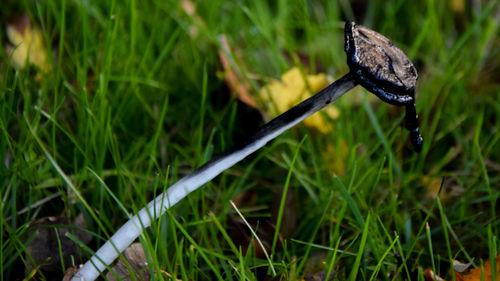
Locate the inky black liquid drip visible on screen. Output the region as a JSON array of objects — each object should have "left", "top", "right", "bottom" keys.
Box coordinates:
[{"left": 345, "top": 21, "right": 423, "bottom": 152}]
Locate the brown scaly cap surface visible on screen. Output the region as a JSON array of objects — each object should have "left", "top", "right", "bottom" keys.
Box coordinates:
[{"left": 345, "top": 21, "right": 418, "bottom": 105}]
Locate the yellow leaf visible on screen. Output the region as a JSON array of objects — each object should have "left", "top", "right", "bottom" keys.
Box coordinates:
[
  {"left": 259, "top": 67, "right": 339, "bottom": 133},
  {"left": 422, "top": 176, "right": 444, "bottom": 200},
  {"left": 422, "top": 176, "right": 465, "bottom": 204},
  {"left": 6, "top": 14, "right": 51, "bottom": 74},
  {"left": 449, "top": 0, "right": 465, "bottom": 13},
  {"left": 323, "top": 139, "right": 348, "bottom": 174}
]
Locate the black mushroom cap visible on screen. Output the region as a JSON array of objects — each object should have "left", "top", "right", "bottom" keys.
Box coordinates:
[{"left": 344, "top": 21, "right": 418, "bottom": 106}]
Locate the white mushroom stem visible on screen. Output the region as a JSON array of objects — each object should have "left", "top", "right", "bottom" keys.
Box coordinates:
[{"left": 72, "top": 72, "right": 357, "bottom": 281}]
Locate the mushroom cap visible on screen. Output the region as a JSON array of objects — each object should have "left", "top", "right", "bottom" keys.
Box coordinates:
[{"left": 345, "top": 21, "right": 418, "bottom": 105}]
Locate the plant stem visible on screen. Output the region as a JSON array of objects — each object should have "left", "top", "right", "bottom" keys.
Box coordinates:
[{"left": 72, "top": 72, "right": 357, "bottom": 281}]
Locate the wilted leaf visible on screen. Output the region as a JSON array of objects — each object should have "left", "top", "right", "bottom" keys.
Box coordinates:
[
  {"left": 217, "top": 37, "right": 349, "bottom": 134},
  {"left": 454, "top": 259, "right": 473, "bottom": 273},
  {"left": 106, "top": 243, "right": 150, "bottom": 281},
  {"left": 302, "top": 251, "right": 336, "bottom": 281},
  {"left": 422, "top": 176, "right": 445, "bottom": 200},
  {"left": 449, "top": 0, "right": 465, "bottom": 13},
  {"left": 304, "top": 271, "right": 335, "bottom": 281},
  {"left": 422, "top": 176, "right": 465, "bottom": 203},
  {"left": 259, "top": 67, "right": 339, "bottom": 133},
  {"left": 323, "top": 140, "right": 348, "bottom": 175},
  {"left": 62, "top": 266, "right": 78, "bottom": 281},
  {"left": 218, "top": 35, "right": 257, "bottom": 107},
  {"left": 454, "top": 256, "right": 500, "bottom": 281},
  {"left": 158, "top": 269, "right": 183, "bottom": 281},
  {"left": 24, "top": 214, "right": 92, "bottom": 278},
  {"left": 424, "top": 268, "right": 446, "bottom": 281},
  {"left": 424, "top": 256, "right": 500, "bottom": 281},
  {"left": 180, "top": 0, "right": 205, "bottom": 38},
  {"left": 6, "top": 13, "right": 51, "bottom": 74}
]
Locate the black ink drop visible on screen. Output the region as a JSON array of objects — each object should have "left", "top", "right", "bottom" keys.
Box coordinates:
[{"left": 345, "top": 21, "right": 423, "bottom": 152}]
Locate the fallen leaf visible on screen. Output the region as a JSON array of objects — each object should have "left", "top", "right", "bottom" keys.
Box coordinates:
[
  {"left": 158, "top": 269, "right": 183, "bottom": 281},
  {"left": 24, "top": 214, "right": 92, "bottom": 278},
  {"left": 422, "top": 176, "right": 465, "bottom": 203},
  {"left": 304, "top": 106, "right": 339, "bottom": 134},
  {"left": 6, "top": 13, "right": 51, "bottom": 74},
  {"left": 180, "top": 0, "right": 205, "bottom": 38},
  {"left": 453, "top": 259, "right": 473, "bottom": 273},
  {"left": 259, "top": 67, "right": 339, "bottom": 133},
  {"left": 422, "top": 176, "right": 445, "bottom": 200},
  {"left": 424, "top": 268, "right": 446, "bottom": 281},
  {"left": 323, "top": 140, "right": 348, "bottom": 175},
  {"left": 217, "top": 36, "right": 348, "bottom": 134},
  {"left": 106, "top": 243, "right": 150, "bottom": 281},
  {"left": 302, "top": 251, "right": 336, "bottom": 281},
  {"left": 449, "top": 0, "right": 465, "bottom": 13},
  {"left": 424, "top": 256, "right": 500, "bottom": 281},
  {"left": 454, "top": 256, "right": 500, "bottom": 281},
  {"left": 303, "top": 271, "right": 335, "bottom": 281},
  {"left": 62, "top": 266, "right": 78, "bottom": 281},
  {"left": 218, "top": 35, "right": 257, "bottom": 107}
]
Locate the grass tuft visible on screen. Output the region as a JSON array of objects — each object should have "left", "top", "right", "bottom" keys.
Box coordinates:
[{"left": 1, "top": 0, "right": 499, "bottom": 280}]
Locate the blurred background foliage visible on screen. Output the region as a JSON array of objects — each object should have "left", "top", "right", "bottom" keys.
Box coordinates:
[{"left": 1, "top": 0, "right": 499, "bottom": 280}]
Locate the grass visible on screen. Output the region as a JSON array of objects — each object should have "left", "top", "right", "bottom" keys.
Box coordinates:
[{"left": 1, "top": 0, "right": 499, "bottom": 280}]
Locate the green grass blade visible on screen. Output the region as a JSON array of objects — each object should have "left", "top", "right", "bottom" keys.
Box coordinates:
[{"left": 348, "top": 213, "right": 371, "bottom": 281}]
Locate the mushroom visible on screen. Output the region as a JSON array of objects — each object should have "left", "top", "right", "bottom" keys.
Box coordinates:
[
  {"left": 72, "top": 21, "right": 422, "bottom": 281},
  {"left": 344, "top": 22, "right": 423, "bottom": 151}
]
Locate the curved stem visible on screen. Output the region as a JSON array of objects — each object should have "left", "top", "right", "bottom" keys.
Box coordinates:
[{"left": 72, "top": 72, "right": 357, "bottom": 281}]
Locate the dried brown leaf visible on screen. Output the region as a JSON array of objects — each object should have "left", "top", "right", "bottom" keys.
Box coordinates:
[
  {"left": 106, "top": 243, "right": 150, "bottom": 281},
  {"left": 424, "top": 268, "right": 446, "bottom": 281},
  {"left": 453, "top": 259, "right": 473, "bottom": 273},
  {"left": 323, "top": 140, "right": 348, "bottom": 175},
  {"left": 303, "top": 271, "right": 335, "bottom": 281},
  {"left": 218, "top": 35, "right": 257, "bottom": 107},
  {"left": 422, "top": 176, "right": 465, "bottom": 203},
  {"left": 180, "top": 0, "right": 205, "bottom": 37},
  {"left": 454, "top": 256, "right": 500, "bottom": 281},
  {"left": 62, "top": 266, "right": 78, "bottom": 281},
  {"left": 25, "top": 214, "right": 91, "bottom": 277},
  {"left": 424, "top": 256, "right": 500, "bottom": 281}
]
